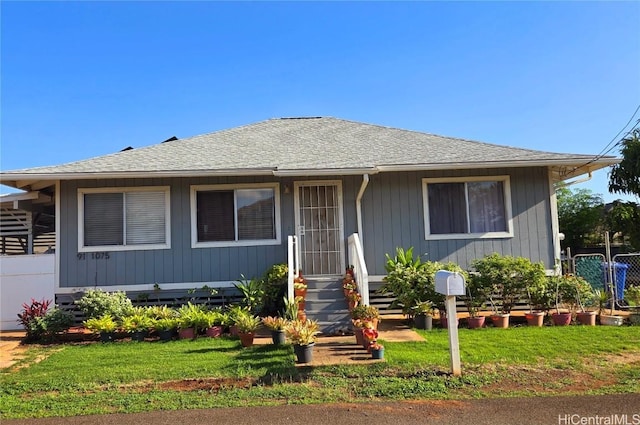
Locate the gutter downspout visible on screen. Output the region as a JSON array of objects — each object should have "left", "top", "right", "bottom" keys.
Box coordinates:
[{"left": 356, "top": 174, "right": 370, "bottom": 243}]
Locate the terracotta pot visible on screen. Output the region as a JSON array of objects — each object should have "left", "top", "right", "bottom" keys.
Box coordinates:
[
  {"left": 576, "top": 311, "right": 596, "bottom": 326},
  {"left": 238, "top": 331, "right": 255, "bottom": 347},
  {"left": 354, "top": 327, "right": 365, "bottom": 346},
  {"left": 294, "top": 288, "right": 307, "bottom": 298},
  {"left": 525, "top": 312, "right": 545, "bottom": 327},
  {"left": 467, "top": 316, "right": 485, "bottom": 329},
  {"left": 297, "top": 300, "right": 306, "bottom": 311},
  {"left": 178, "top": 327, "right": 196, "bottom": 340},
  {"left": 490, "top": 314, "right": 510, "bottom": 328},
  {"left": 206, "top": 326, "right": 223, "bottom": 337},
  {"left": 348, "top": 301, "right": 358, "bottom": 311},
  {"left": 551, "top": 312, "right": 572, "bottom": 326},
  {"left": 297, "top": 311, "right": 307, "bottom": 321}
]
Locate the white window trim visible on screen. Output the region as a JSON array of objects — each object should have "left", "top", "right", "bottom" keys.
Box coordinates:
[
  {"left": 422, "top": 176, "right": 513, "bottom": 240},
  {"left": 190, "top": 182, "right": 281, "bottom": 248},
  {"left": 77, "top": 186, "right": 171, "bottom": 252}
]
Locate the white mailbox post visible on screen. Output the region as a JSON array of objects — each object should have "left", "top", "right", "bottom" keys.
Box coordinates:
[{"left": 435, "top": 270, "right": 465, "bottom": 376}]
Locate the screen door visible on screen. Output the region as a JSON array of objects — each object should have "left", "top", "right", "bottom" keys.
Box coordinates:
[{"left": 294, "top": 181, "right": 344, "bottom": 275}]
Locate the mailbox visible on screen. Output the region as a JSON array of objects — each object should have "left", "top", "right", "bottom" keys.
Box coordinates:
[{"left": 435, "top": 270, "right": 465, "bottom": 296}]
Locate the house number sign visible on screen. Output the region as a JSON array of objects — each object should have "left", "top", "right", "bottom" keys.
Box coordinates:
[{"left": 77, "top": 252, "right": 110, "bottom": 260}]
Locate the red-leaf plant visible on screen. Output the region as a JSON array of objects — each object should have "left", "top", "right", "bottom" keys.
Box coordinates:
[{"left": 17, "top": 298, "right": 51, "bottom": 330}]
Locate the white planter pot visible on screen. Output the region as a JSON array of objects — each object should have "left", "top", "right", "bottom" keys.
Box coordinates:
[{"left": 599, "top": 315, "right": 624, "bottom": 326}]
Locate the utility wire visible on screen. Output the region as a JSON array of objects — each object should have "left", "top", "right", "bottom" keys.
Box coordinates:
[{"left": 568, "top": 104, "right": 640, "bottom": 174}]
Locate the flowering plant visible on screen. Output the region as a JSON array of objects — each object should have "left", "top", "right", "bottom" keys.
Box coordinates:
[
  {"left": 362, "top": 327, "right": 378, "bottom": 342},
  {"left": 369, "top": 342, "right": 384, "bottom": 351}
]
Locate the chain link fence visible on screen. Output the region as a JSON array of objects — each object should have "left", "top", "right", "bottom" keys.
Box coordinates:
[{"left": 572, "top": 252, "right": 640, "bottom": 308}]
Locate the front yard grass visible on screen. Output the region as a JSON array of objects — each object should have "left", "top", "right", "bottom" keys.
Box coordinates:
[{"left": 1, "top": 326, "right": 639, "bottom": 419}]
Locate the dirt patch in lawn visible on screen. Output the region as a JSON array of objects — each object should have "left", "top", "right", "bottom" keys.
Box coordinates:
[
  {"left": 466, "top": 351, "right": 640, "bottom": 397},
  {"left": 152, "top": 377, "right": 258, "bottom": 392}
]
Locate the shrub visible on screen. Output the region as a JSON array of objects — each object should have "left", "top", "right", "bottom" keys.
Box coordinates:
[
  {"left": 75, "top": 290, "right": 133, "bottom": 321},
  {"left": 472, "top": 253, "right": 546, "bottom": 314},
  {"left": 17, "top": 299, "right": 73, "bottom": 342},
  {"left": 234, "top": 276, "right": 265, "bottom": 313},
  {"left": 84, "top": 314, "right": 117, "bottom": 333},
  {"left": 380, "top": 247, "right": 466, "bottom": 315}
]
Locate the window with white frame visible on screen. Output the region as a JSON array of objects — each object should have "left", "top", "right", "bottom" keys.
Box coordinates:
[
  {"left": 78, "top": 187, "right": 171, "bottom": 251},
  {"left": 191, "top": 183, "right": 280, "bottom": 247},
  {"left": 422, "top": 176, "right": 512, "bottom": 239}
]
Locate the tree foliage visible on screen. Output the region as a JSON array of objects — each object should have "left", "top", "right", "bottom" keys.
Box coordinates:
[
  {"left": 605, "top": 200, "right": 640, "bottom": 251},
  {"left": 609, "top": 128, "right": 640, "bottom": 197},
  {"left": 556, "top": 187, "right": 605, "bottom": 249}
]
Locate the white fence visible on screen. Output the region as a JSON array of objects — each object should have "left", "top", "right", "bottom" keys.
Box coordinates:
[{"left": 0, "top": 254, "right": 55, "bottom": 330}]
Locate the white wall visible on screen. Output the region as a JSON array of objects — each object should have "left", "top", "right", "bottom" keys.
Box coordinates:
[{"left": 0, "top": 254, "right": 55, "bottom": 331}]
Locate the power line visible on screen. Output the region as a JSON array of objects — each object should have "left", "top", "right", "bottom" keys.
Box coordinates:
[{"left": 569, "top": 104, "right": 640, "bottom": 174}]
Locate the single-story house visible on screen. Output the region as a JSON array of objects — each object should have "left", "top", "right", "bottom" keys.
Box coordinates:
[{"left": 0, "top": 117, "right": 619, "bottom": 330}]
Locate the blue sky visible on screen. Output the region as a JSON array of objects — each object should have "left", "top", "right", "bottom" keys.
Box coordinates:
[{"left": 1, "top": 1, "right": 639, "bottom": 202}]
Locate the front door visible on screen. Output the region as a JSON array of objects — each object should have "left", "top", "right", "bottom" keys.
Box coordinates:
[{"left": 294, "top": 181, "right": 345, "bottom": 276}]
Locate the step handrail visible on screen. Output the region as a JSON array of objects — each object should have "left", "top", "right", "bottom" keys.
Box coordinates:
[
  {"left": 348, "top": 233, "right": 369, "bottom": 305},
  {"left": 287, "top": 235, "right": 300, "bottom": 301}
]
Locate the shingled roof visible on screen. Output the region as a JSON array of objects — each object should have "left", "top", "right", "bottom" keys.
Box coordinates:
[{"left": 1, "top": 117, "right": 618, "bottom": 187}]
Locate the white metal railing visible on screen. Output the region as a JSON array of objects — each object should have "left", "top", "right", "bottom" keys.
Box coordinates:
[
  {"left": 348, "top": 233, "right": 369, "bottom": 305},
  {"left": 287, "top": 235, "right": 300, "bottom": 301}
]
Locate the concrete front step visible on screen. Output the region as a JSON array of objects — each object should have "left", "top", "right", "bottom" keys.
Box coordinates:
[{"left": 304, "top": 275, "right": 343, "bottom": 290}]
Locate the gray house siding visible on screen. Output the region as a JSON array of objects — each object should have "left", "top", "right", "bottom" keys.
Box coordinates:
[
  {"left": 58, "top": 168, "right": 553, "bottom": 288},
  {"left": 59, "top": 175, "right": 363, "bottom": 288},
  {"left": 360, "top": 167, "right": 554, "bottom": 275}
]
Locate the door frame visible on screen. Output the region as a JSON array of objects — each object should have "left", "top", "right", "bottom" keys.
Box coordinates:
[{"left": 293, "top": 180, "right": 345, "bottom": 276}]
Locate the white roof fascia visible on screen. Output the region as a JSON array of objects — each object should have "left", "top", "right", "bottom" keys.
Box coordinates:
[
  {"left": 376, "top": 158, "right": 619, "bottom": 173},
  {"left": 0, "top": 169, "right": 277, "bottom": 182},
  {"left": 272, "top": 168, "right": 379, "bottom": 177}
]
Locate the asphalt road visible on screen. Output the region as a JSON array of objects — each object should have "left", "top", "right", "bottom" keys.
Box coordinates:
[{"left": 4, "top": 394, "right": 640, "bottom": 425}]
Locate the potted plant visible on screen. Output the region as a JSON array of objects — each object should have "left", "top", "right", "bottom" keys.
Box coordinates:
[
  {"left": 350, "top": 305, "right": 380, "bottom": 329},
  {"left": 571, "top": 276, "right": 597, "bottom": 326},
  {"left": 285, "top": 319, "right": 320, "bottom": 363},
  {"left": 370, "top": 342, "right": 385, "bottom": 360},
  {"left": 120, "top": 311, "right": 153, "bottom": 342},
  {"left": 524, "top": 273, "right": 551, "bottom": 326},
  {"left": 463, "top": 275, "right": 487, "bottom": 329},
  {"left": 625, "top": 285, "right": 640, "bottom": 325},
  {"left": 362, "top": 325, "right": 379, "bottom": 351},
  {"left": 155, "top": 317, "right": 179, "bottom": 341},
  {"left": 346, "top": 291, "right": 361, "bottom": 311},
  {"left": 473, "top": 254, "right": 545, "bottom": 329},
  {"left": 177, "top": 303, "right": 206, "bottom": 339},
  {"left": 84, "top": 314, "right": 117, "bottom": 342},
  {"left": 235, "top": 311, "right": 261, "bottom": 347},
  {"left": 343, "top": 267, "right": 357, "bottom": 297},
  {"left": 262, "top": 316, "right": 288, "bottom": 345},
  {"left": 412, "top": 301, "right": 434, "bottom": 330},
  {"left": 550, "top": 275, "right": 573, "bottom": 326},
  {"left": 597, "top": 286, "right": 624, "bottom": 326},
  {"left": 204, "top": 310, "right": 226, "bottom": 338},
  {"left": 294, "top": 272, "right": 308, "bottom": 298}
]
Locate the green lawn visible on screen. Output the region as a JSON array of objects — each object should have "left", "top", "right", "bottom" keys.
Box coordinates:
[{"left": 1, "top": 326, "right": 639, "bottom": 419}]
